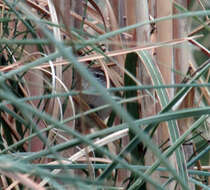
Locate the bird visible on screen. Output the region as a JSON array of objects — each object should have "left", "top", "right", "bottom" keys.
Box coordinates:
[
  {"left": 74, "top": 67, "right": 113, "bottom": 130},
  {"left": 81, "top": 67, "right": 112, "bottom": 120}
]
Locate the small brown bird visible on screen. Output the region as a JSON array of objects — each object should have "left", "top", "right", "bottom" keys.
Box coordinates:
[
  {"left": 81, "top": 68, "right": 111, "bottom": 120},
  {"left": 75, "top": 67, "right": 113, "bottom": 130}
]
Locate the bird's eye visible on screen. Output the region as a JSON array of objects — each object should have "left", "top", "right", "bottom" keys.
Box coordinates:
[
  {"left": 95, "top": 73, "right": 101, "bottom": 78},
  {"left": 94, "top": 72, "right": 104, "bottom": 79}
]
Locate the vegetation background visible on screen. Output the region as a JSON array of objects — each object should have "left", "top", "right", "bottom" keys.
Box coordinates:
[{"left": 0, "top": 0, "right": 209, "bottom": 190}]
